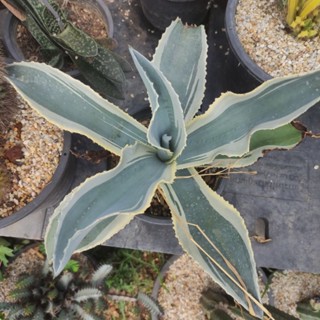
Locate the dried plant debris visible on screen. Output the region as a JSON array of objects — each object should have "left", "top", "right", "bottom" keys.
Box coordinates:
[
  {"left": 0, "top": 47, "right": 18, "bottom": 132},
  {"left": 0, "top": 164, "right": 11, "bottom": 205},
  {"left": 0, "top": 99, "right": 63, "bottom": 218}
]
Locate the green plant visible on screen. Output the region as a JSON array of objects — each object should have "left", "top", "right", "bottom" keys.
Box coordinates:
[
  {"left": 284, "top": 0, "right": 320, "bottom": 38},
  {"left": 39, "top": 242, "right": 80, "bottom": 273},
  {"left": 6, "top": 19, "right": 320, "bottom": 318},
  {"left": 0, "top": 262, "right": 112, "bottom": 319},
  {"left": 104, "top": 249, "right": 165, "bottom": 295},
  {"left": 0, "top": 237, "right": 14, "bottom": 281},
  {"left": 0, "top": 238, "right": 14, "bottom": 268},
  {"left": 0, "top": 0, "right": 131, "bottom": 99}
]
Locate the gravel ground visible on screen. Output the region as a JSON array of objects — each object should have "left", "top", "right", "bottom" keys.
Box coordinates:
[
  {"left": 0, "top": 98, "right": 63, "bottom": 218},
  {"left": 235, "top": 0, "right": 320, "bottom": 77},
  {"left": 157, "top": 255, "right": 212, "bottom": 320},
  {"left": 269, "top": 270, "right": 320, "bottom": 318},
  {"left": 0, "top": 245, "right": 45, "bottom": 302},
  {"left": 157, "top": 255, "right": 320, "bottom": 320}
]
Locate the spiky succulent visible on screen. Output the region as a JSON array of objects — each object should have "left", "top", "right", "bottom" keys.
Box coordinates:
[
  {"left": 0, "top": 262, "right": 112, "bottom": 319},
  {"left": 0, "top": 261, "right": 163, "bottom": 320},
  {"left": 6, "top": 18, "right": 320, "bottom": 318}
]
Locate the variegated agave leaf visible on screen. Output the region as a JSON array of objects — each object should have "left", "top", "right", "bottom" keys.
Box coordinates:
[{"left": 6, "top": 19, "right": 320, "bottom": 319}]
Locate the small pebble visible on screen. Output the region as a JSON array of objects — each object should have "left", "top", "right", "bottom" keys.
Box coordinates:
[
  {"left": 0, "top": 97, "right": 63, "bottom": 218},
  {"left": 235, "top": 0, "right": 320, "bottom": 77}
]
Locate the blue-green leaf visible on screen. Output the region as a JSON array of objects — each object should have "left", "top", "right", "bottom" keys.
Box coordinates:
[
  {"left": 211, "top": 123, "right": 303, "bottom": 168},
  {"left": 45, "top": 142, "right": 176, "bottom": 276},
  {"left": 161, "top": 168, "right": 265, "bottom": 318},
  {"left": 178, "top": 71, "right": 320, "bottom": 168},
  {"left": 6, "top": 62, "right": 147, "bottom": 155},
  {"left": 153, "top": 19, "right": 207, "bottom": 122},
  {"left": 129, "top": 48, "right": 186, "bottom": 161}
]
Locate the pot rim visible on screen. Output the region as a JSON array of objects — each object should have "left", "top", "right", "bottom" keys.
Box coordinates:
[
  {"left": 0, "top": 131, "right": 75, "bottom": 229},
  {"left": 225, "top": 0, "right": 271, "bottom": 83}
]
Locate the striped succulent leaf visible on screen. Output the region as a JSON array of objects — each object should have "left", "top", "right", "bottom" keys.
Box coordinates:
[
  {"left": 6, "top": 19, "right": 320, "bottom": 319},
  {"left": 5, "top": 0, "right": 130, "bottom": 99}
]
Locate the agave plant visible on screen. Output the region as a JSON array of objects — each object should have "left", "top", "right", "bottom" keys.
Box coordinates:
[
  {"left": 0, "top": 0, "right": 131, "bottom": 99},
  {"left": 285, "top": 0, "right": 320, "bottom": 38},
  {"left": 5, "top": 19, "right": 320, "bottom": 318}
]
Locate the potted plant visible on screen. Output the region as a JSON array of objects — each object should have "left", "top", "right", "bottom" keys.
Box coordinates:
[
  {"left": 0, "top": 0, "right": 130, "bottom": 99},
  {"left": 225, "top": 0, "right": 320, "bottom": 83},
  {"left": 139, "top": 0, "right": 212, "bottom": 30},
  {"left": 5, "top": 18, "right": 320, "bottom": 318},
  {"left": 0, "top": 49, "right": 75, "bottom": 228}
]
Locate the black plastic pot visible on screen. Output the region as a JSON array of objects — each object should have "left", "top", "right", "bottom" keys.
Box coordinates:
[
  {"left": 107, "top": 173, "right": 226, "bottom": 255},
  {"left": 225, "top": 0, "right": 271, "bottom": 83},
  {"left": 139, "top": 0, "right": 212, "bottom": 31},
  {"left": 0, "top": 0, "right": 114, "bottom": 70},
  {"left": 0, "top": 132, "right": 75, "bottom": 229}
]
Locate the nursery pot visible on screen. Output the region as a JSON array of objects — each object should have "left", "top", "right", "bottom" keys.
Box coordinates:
[
  {"left": 0, "top": 132, "right": 75, "bottom": 229},
  {"left": 225, "top": 0, "right": 271, "bottom": 84},
  {"left": 0, "top": 0, "right": 114, "bottom": 75},
  {"left": 139, "top": 0, "right": 212, "bottom": 31}
]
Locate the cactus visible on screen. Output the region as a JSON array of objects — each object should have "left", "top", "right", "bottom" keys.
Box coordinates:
[
  {"left": 285, "top": 0, "right": 320, "bottom": 38},
  {"left": 6, "top": 19, "right": 320, "bottom": 318},
  {"left": 0, "top": 0, "right": 131, "bottom": 99},
  {"left": 0, "top": 257, "right": 163, "bottom": 319},
  {"left": 0, "top": 261, "right": 111, "bottom": 319}
]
